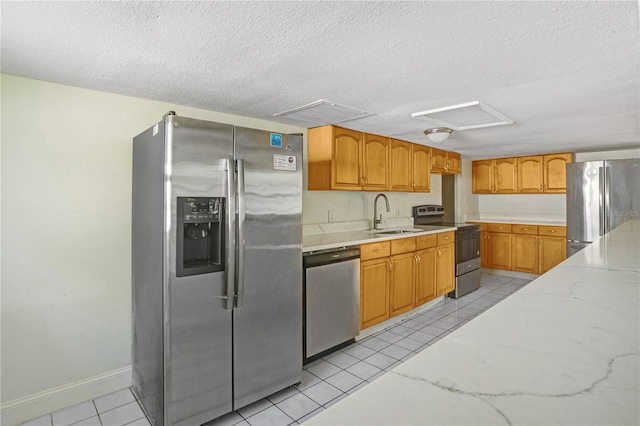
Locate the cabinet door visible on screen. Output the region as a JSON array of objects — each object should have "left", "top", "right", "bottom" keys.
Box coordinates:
[
  {"left": 415, "top": 248, "right": 436, "bottom": 306},
  {"left": 511, "top": 235, "right": 539, "bottom": 274},
  {"left": 390, "top": 253, "right": 416, "bottom": 317},
  {"left": 431, "top": 148, "right": 448, "bottom": 173},
  {"left": 390, "top": 139, "right": 413, "bottom": 191},
  {"left": 435, "top": 243, "right": 455, "bottom": 296},
  {"left": 539, "top": 236, "right": 566, "bottom": 274},
  {"left": 446, "top": 152, "right": 461, "bottom": 174},
  {"left": 517, "top": 156, "right": 543, "bottom": 193},
  {"left": 332, "top": 127, "right": 362, "bottom": 190},
  {"left": 480, "top": 230, "right": 490, "bottom": 267},
  {"left": 543, "top": 153, "right": 572, "bottom": 193},
  {"left": 412, "top": 144, "right": 431, "bottom": 192},
  {"left": 495, "top": 158, "right": 518, "bottom": 193},
  {"left": 472, "top": 160, "right": 494, "bottom": 194},
  {"left": 360, "top": 258, "right": 390, "bottom": 329},
  {"left": 362, "top": 133, "right": 389, "bottom": 191},
  {"left": 488, "top": 232, "right": 512, "bottom": 270}
]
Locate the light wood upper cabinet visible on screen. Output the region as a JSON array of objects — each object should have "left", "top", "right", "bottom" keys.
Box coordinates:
[
  {"left": 390, "top": 139, "right": 413, "bottom": 191},
  {"left": 309, "top": 125, "right": 459, "bottom": 191},
  {"left": 544, "top": 153, "right": 573, "bottom": 193},
  {"left": 474, "top": 152, "right": 572, "bottom": 194},
  {"left": 495, "top": 158, "right": 518, "bottom": 193},
  {"left": 362, "top": 133, "right": 390, "bottom": 191},
  {"left": 446, "top": 152, "right": 461, "bottom": 174},
  {"left": 308, "top": 126, "right": 362, "bottom": 190},
  {"left": 472, "top": 160, "right": 494, "bottom": 194},
  {"left": 412, "top": 144, "right": 431, "bottom": 192},
  {"left": 431, "top": 148, "right": 460, "bottom": 175},
  {"left": 472, "top": 159, "right": 517, "bottom": 194},
  {"left": 518, "top": 156, "right": 543, "bottom": 193}
]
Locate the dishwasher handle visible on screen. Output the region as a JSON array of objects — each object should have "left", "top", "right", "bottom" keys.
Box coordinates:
[{"left": 303, "top": 247, "right": 360, "bottom": 268}]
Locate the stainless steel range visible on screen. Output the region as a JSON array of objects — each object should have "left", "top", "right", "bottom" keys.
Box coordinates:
[{"left": 412, "top": 205, "right": 481, "bottom": 298}]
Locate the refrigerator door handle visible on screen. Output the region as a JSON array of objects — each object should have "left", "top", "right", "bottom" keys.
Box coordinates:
[
  {"left": 604, "top": 165, "right": 611, "bottom": 234},
  {"left": 235, "top": 158, "right": 246, "bottom": 308},
  {"left": 225, "top": 157, "right": 236, "bottom": 311},
  {"left": 598, "top": 167, "right": 605, "bottom": 236}
]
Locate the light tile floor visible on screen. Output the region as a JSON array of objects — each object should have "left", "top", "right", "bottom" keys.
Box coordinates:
[{"left": 22, "top": 273, "right": 531, "bottom": 426}]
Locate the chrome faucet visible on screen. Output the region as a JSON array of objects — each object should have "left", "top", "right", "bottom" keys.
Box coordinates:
[{"left": 373, "top": 193, "right": 390, "bottom": 230}]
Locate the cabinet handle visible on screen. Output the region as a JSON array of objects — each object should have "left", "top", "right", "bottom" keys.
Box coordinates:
[
  {"left": 414, "top": 254, "right": 421, "bottom": 264},
  {"left": 523, "top": 228, "right": 528, "bottom": 231},
  {"left": 388, "top": 260, "right": 392, "bottom": 271},
  {"left": 373, "top": 248, "right": 381, "bottom": 252},
  {"left": 438, "top": 249, "right": 442, "bottom": 256},
  {"left": 550, "top": 230, "right": 556, "bottom": 233}
]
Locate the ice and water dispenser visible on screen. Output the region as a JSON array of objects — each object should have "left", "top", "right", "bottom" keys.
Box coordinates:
[{"left": 176, "top": 197, "right": 225, "bottom": 277}]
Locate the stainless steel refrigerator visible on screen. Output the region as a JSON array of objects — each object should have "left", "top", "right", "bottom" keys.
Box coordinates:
[
  {"left": 566, "top": 158, "right": 640, "bottom": 257},
  {"left": 132, "top": 114, "right": 303, "bottom": 426}
]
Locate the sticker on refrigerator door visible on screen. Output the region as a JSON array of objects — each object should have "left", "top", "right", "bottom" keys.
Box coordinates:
[
  {"left": 273, "top": 154, "right": 297, "bottom": 171},
  {"left": 270, "top": 133, "right": 283, "bottom": 147}
]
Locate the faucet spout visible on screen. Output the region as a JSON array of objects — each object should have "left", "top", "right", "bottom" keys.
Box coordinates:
[{"left": 373, "top": 193, "right": 391, "bottom": 230}]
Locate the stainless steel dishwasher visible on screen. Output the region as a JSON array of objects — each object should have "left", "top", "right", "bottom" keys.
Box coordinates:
[{"left": 303, "top": 245, "right": 360, "bottom": 363}]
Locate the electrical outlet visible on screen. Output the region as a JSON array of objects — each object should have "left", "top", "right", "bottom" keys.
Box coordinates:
[{"left": 328, "top": 210, "right": 335, "bottom": 223}]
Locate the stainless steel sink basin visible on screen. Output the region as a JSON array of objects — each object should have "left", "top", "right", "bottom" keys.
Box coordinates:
[{"left": 373, "top": 229, "right": 423, "bottom": 236}]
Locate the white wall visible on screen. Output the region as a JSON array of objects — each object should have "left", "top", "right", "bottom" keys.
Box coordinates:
[
  {"left": 0, "top": 75, "right": 306, "bottom": 413},
  {"left": 302, "top": 176, "right": 442, "bottom": 226},
  {"left": 574, "top": 147, "right": 640, "bottom": 161}
]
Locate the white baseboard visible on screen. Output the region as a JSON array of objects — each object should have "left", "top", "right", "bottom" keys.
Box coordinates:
[{"left": 1, "top": 366, "right": 132, "bottom": 426}]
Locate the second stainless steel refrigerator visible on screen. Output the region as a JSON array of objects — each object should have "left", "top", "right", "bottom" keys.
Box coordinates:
[
  {"left": 566, "top": 158, "right": 640, "bottom": 257},
  {"left": 132, "top": 114, "right": 303, "bottom": 426}
]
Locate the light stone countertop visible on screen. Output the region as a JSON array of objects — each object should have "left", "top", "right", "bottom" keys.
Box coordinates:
[
  {"left": 304, "top": 220, "right": 640, "bottom": 425},
  {"left": 303, "top": 225, "right": 457, "bottom": 253}
]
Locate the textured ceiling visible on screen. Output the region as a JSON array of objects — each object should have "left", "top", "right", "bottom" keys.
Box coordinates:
[{"left": 2, "top": 1, "right": 639, "bottom": 159}]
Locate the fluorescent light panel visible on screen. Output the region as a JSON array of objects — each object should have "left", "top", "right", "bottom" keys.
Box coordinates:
[
  {"left": 411, "top": 101, "right": 513, "bottom": 131},
  {"left": 274, "top": 100, "right": 375, "bottom": 125}
]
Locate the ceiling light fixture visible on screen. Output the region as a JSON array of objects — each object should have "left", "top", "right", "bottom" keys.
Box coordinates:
[{"left": 423, "top": 127, "right": 453, "bottom": 144}]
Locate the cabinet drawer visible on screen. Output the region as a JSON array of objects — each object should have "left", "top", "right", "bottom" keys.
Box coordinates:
[
  {"left": 512, "top": 224, "right": 538, "bottom": 235},
  {"left": 416, "top": 234, "right": 438, "bottom": 249},
  {"left": 539, "top": 226, "right": 566, "bottom": 237},
  {"left": 488, "top": 223, "right": 512, "bottom": 233},
  {"left": 437, "top": 231, "right": 455, "bottom": 245},
  {"left": 391, "top": 237, "right": 416, "bottom": 255},
  {"left": 360, "top": 241, "right": 391, "bottom": 260}
]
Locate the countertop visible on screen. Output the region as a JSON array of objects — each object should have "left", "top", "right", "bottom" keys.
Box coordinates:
[
  {"left": 303, "top": 225, "right": 457, "bottom": 252},
  {"left": 304, "top": 219, "right": 640, "bottom": 425}
]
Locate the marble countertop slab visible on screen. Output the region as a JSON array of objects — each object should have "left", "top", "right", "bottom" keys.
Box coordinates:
[{"left": 305, "top": 220, "right": 640, "bottom": 425}]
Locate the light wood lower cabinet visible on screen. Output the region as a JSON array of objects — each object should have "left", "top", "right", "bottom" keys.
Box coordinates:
[
  {"left": 511, "top": 234, "right": 539, "bottom": 274},
  {"left": 390, "top": 252, "right": 416, "bottom": 317},
  {"left": 469, "top": 222, "right": 567, "bottom": 275},
  {"left": 360, "top": 257, "right": 390, "bottom": 329},
  {"left": 435, "top": 243, "right": 455, "bottom": 296},
  {"left": 488, "top": 230, "right": 512, "bottom": 270},
  {"left": 359, "top": 232, "right": 455, "bottom": 330},
  {"left": 415, "top": 247, "right": 436, "bottom": 306},
  {"left": 539, "top": 236, "right": 566, "bottom": 274}
]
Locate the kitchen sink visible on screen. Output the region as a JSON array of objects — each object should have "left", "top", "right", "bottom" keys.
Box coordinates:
[{"left": 373, "top": 229, "right": 423, "bottom": 235}]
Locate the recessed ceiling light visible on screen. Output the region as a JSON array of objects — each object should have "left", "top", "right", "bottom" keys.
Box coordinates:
[
  {"left": 273, "top": 100, "right": 375, "bottom": 126},
  {"left": 411, "top": 101, "right": 513, "bottom": 131}
]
